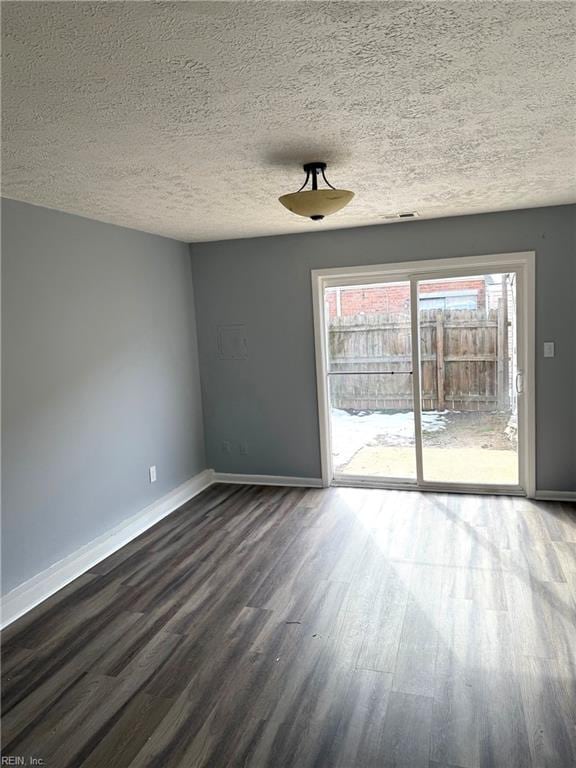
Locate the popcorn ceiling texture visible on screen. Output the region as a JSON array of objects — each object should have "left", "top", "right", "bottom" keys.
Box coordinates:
[{"left": 2, "top": 1, "right": 575, "bottom": 242}]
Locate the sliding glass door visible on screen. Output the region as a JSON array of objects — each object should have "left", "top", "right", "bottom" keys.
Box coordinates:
[
  {"left": 319, "top": 257, "right": 530, "bottom": 494},
  {"left": 417, "top": 273, "right": 519, "bottom": 486},
  {"left": 325, "top": 280, "right": 417, "bottom": 480}
]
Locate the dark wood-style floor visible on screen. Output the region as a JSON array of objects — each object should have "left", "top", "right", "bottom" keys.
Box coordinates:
[{"left": 2, "top": 484, "right": 575, "bottom": 767}]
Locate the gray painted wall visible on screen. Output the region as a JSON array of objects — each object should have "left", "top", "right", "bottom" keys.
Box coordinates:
[
  {"left": 2, "top": 199, "right": 206, "bottom": 595},
  {"left": 191, "top": 204, "right": 576, "bottom": 492}
]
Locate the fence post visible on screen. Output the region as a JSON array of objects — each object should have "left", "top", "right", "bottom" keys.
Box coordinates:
[
  {"left": 497, "top": 296, "right": 509, "bottom": 409},
  {"left": 435, "top": 312, "right": 445, "bottom": 410}
]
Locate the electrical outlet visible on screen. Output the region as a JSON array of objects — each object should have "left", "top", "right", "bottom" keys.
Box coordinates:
[
  {"left": 222, "top": 441, "right": 233, "bottom": 454},
  {"left": 149, "top": 465, "right": 157, "bottom": 483},
  {"left": 543, "top": 341, "right": 555, "bottom": 358},
  {"left": 240, "top": 441, "right": 249, "bottom": 455}
]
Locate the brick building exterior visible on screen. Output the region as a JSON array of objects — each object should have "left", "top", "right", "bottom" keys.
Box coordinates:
[{"left": 326, "top": 278, "right": 486, "bottom": 317}]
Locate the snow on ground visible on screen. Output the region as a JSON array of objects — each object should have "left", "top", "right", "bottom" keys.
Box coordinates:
[{"left": 331, "top": 408, "right": 448, "bottom": 467}]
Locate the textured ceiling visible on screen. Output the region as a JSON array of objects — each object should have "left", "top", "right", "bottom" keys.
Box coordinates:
[{"left": 2, "top": 1, "right": 576, "bottom": 242}]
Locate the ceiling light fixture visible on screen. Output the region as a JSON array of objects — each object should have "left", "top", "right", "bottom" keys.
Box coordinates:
[{"left": 278, "top": 162, "right": 354, "bottom": 221}]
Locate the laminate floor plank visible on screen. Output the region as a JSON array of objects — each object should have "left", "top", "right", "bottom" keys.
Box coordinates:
[
  {"left": 2, "top": 608, "right": 143, "bottom": 725},
  {"left": 517, "top": 654, "right": 576, "bottom": 768},
  {"left": 379, "top": 690, "right": 434, "bottom": 768},
  {"left": 432, "top": 594, "right": 518, "bottom": 768},
  {"left": 5, "top": 625, "right": 180, "bottom": 767},
  {"left": 429, "top": 762, "right": 469, "bottom": 768},
  {"left": 322, "top": 668, "right": 393, "bottom": 768},
  {"left": 79, "top": 692, "right": 175, "bottom": 768},
  {"left": 1, "top": 485, "right": 574, "bottom": 767},
  {"left": 0, "top": 573, "right": 98, "bottom": 650},
  {"left": 391, "top": 563, "right": 444, "bottom": 696},
  {"left": 242, "top": 645, "right": 354, "bottom": 768},
  {"left": 356, "top": 558, "right": 412, "bottom": 675},
  {"left": 536, "top": 502, "right": 576, "bottom": 543},
  {"left": 505, "top": 570, "right": 575, "bottom": 662}
]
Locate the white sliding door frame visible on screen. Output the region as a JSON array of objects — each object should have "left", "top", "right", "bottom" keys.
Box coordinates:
[
  {"left": 410, "top": 278, "right": 425, "bottom": 484},
  {"left": 311, "top": 251, "right": 536, "bottom": 497}
]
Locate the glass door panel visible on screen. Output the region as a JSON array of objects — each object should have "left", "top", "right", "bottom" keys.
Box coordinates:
[
  {"left": 417, "top": 273, "right": 519, "bottom": 485},
  {"left": 326, "top": 281, "right": 417, "bottom": 480}
]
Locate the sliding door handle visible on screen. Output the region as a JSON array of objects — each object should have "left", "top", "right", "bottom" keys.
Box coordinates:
[
  {"left": 515, "top": 371, "right": 524, "bottom": 394},
  {"left": 327, "top": 371, "right": 413, "bottom": 376}
]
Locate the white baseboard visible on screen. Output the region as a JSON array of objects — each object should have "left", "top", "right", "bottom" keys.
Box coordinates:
[
  {"left": 213, "top": 472, "right": 324, "bottom": 488},
  {"left": 10, "top": 470, "right": 568, "bottom": 629},
  {"left": 0, "top": 469, "right": 215, "bottom": 630},
  {"left": 2, "top": 469, "right": 326, "bottom": 628},
  {"left": 534, "top": 490, "right": 576, "bottom": 502}
]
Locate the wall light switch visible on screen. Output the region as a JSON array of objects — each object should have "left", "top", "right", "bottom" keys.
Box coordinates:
[
  {"left": 149, "top": 465, "right": 157, "bottom": 483},
  {"left": 543, "top": 342, "right": 555, "bottom": 358}
]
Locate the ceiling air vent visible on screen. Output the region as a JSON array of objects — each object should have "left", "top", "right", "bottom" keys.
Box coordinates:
[{"left": 381, "top": 211, "right": 419, "bottom": 220}]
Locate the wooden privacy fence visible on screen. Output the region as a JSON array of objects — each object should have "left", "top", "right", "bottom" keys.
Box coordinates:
[{"left": 328, "top": 308, "right": 510, "bottom": 412}]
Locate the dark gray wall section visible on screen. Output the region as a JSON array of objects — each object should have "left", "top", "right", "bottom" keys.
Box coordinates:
[
  {"left": 191, "top": 205, "right": 576, "bottom": 491},
  {"left": 2, "top": 199, "right": 206, "bottom": 594}
]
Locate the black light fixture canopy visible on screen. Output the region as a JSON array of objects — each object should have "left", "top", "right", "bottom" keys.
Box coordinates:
[{"left": 279, "top": 162, "right": 354, "bottom": 220}]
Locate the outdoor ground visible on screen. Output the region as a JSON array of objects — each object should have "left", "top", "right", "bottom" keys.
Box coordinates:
[{"left": 332, "top": 409, "right": 518, "bottom": 485}]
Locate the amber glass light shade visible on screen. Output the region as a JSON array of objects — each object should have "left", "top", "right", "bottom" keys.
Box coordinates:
[
  {"left": 279, "top": 188, "right": 354, "bottom": 220},
  {"left": 278, "top": 162, "right": 354, "bottom": 220}
]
